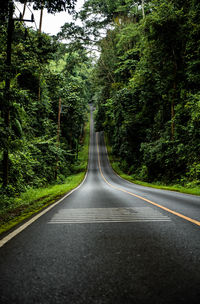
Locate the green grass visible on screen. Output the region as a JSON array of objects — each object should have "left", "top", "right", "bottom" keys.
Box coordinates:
[
  {"left": 105, "top": 136, "right": 200, "bottom": 196},
  {"left": 0, "top": 117, "right": 90, "bottom": 235}
]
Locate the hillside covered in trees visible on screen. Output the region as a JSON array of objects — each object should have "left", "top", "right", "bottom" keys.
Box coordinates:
[
  {"left": 79, "top": 0, "right": 199, "bottom": 187},
  {"left": 0, "top": 0, "right": 92, "bottom": 196},
  {"left": 0, "top": 0, "right": 200, "bottom": 205}
]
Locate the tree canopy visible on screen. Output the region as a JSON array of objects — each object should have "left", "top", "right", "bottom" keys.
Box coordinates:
[
  {"left": 79, "top": 0, "right": 200, "bottom": 186},
  {"left": 0, "top": 1, "right": 91, "bottom": 195}
]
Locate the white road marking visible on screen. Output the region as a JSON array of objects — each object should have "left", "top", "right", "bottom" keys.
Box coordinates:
[
  {"left": 0, "top": 172, "right": 88, "bottom": 248},
  {"left": 48, "top": 207, "right": 171, "bottom": 224}
]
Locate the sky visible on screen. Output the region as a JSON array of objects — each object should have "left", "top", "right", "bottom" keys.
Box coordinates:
[{"left": 15, "top": 0, "right": 84, "bottom": 35}]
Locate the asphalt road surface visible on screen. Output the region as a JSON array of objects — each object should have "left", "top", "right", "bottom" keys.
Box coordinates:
[{"left": 0, "top": 108, "right": 200, "bottom": 304}]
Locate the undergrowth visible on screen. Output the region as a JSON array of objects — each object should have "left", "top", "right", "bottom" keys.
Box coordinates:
[
  {"left": 105, "top": 135, "right": 200, "bottom": 196},
  {"left": 0, "top": 117, "right": 90, "bottom": 235}
]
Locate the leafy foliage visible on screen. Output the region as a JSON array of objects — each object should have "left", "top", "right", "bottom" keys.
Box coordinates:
[
  {"left": 17, "top": 0, "right": 77, "bottom": 13},
  {"left": 91, "top": 0, "right": 200, "bottom": 186},
  {"left": 0, "top": 3, "right": 92, "bottom": 195}
]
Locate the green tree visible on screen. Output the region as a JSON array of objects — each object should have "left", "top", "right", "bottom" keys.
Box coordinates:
[
  {"left": 0, "top": 0, "right": 82, "bottom": 189},
  {"left": 93, "top": 0, "right": 200, "bottom": 186}
]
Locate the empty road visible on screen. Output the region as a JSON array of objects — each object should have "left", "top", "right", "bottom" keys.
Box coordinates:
[{"left": 0, "top": 108, "right": 200, "bottom": 303}]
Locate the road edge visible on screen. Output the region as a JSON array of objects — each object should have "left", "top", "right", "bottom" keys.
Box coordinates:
[{"left": 0, "top": 170, "right": 88, "bottom": 248}]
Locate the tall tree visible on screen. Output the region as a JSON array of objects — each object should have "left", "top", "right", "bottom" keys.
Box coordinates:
[
  {"left": 0, "top": 0, "right": 81, "bottom": 189},
  {"left": 93, "top": 0, "right": 200, "bottom": 185}
]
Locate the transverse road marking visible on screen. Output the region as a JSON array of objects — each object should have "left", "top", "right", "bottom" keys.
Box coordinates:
[
  {"left": 96, "top": 133, "right": 200, "bottom": 228},
  {"left": 0, "top": 172, "right": 88, "bottom": 248},
  {"left": 48, "top": 207, "right": 171, "bottom": 224}
]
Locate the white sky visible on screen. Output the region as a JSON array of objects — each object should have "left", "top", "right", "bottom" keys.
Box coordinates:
[{"left": 15, "top": 0, "right": 84, "bottom": 35}]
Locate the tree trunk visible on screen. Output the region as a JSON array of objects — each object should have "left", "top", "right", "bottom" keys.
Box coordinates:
[
  {"left": 142, "top": 0, "right": 145, "bottom": 19},
  {"left": 38, "top": 3, "right": 44, "bottom": 100},
  {"left": 2, "top": 2, "right": 14, "bottom": 187},
  {"left": 22, "top": 1, "right": 27, "bottom": 19},
  {"left": 171, "top": 94, "right": 175, "bottom": 141},
  {"left": 171, "top": 49, "right": 177, "bottom": 141},
  {"left": 55, "top": 97, "right": 62, "bottom": 179},
  {"left": 39, "top": 3, "right": 44, "bottom": 33}
]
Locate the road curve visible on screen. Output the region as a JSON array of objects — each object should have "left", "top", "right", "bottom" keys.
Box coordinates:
[{"left": 0, "top": 107, "right": 200, "bottom": 304}]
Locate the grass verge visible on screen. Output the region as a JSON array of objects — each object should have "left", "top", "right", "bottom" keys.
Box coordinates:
[
  {"left": 0, "top": 118, "right": 90, "bottom": 236},
  {"left": 105, "top": 136, "right": 200, "bottom": 196}
]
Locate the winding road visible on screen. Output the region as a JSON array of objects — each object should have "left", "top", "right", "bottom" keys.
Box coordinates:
[{"left": 0, "top": 107, "right": 200, "bottom": 303}]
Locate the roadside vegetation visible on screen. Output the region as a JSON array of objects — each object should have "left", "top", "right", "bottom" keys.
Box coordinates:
[
  {"left": 59, "top": 0, "right": 200, "bottom": 193},
  {"left": 0, "top": 1, "right": 92, "bottom": 235},
  {"left": 105, "top": 135, "right": 200, "bottom": 196},
  {"left": 87, "top": 0, "right": 200, "bottom": 191},
  {"left": 0, "top": 118, "right": 89, "bottom": 235}
]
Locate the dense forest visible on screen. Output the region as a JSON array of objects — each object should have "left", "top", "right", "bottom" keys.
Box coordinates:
[
  {"left": 0, "top": 0, "right": 200, "bottom": 204},
  {"left": 0, "top": 0, "right": 92, "bottom": 199},
  {"left": 79, "top": 0, "right": 199, "bottom": 187}
]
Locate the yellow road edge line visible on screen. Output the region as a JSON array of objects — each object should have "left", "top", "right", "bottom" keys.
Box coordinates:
[{"left": 96, "top": 133, "right": 200, "bottom": 227}]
